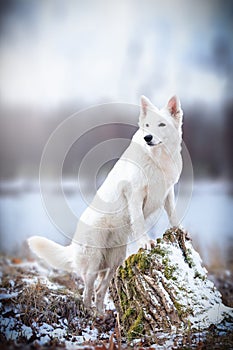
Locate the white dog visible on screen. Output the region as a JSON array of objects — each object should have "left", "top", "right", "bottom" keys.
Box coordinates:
[{"left": 28, "top": 95, "right": 183, "bottom": 313}]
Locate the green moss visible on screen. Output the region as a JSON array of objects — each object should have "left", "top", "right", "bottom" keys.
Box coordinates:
[
  {"left": 173, "top": 300, "right": 193, "bottom": 320},
  {"left": 194, "top": 271, "right": 206, "bottom": 281},
  {"left": 119, "top": 259, "right": 134, "bottom": 279},
  {"left": 127, "top": 310, "right": 144, "bottom": 341},
  {"left": 125, "top": 259, "right": 134, "bottom": 278},
  {"left": 118, "top": 265, "right": 126, "bottom": 280},
  {"left": 120, "top": 243, "right": 169, "bottom": 280},
  {"left": 151, "top": 245, "right": 167, "bottom": 258},
  {"left": 177, "top": 283, "right": 190, "bottom": 293},
  {"left": 120, "top": 290, "right": 129, "bottom": 311},
  {"left": 122, "top": 250, "right": 151, "bottom": 275},
  {"left": 122, "top": 307, "right": 136, "bottom": 321},
  {"left": 161, "top": 256, "right": 178, "bottom": 280},
  {"left": 173, "top": 300, "right": 185, "bottom": 318},
  {"left": 184, "top": 249, "right": 195, "bottom": 268},
  {"left": 135, "top": 252, "right": 150, "bottom": 272},
  {"left": 164, "top": 264, "right": 178, "bottom": 281}
]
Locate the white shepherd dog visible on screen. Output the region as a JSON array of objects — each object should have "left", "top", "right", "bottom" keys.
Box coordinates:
[{"left": 28, "top": 95, "right": 183, "bottom": 313}]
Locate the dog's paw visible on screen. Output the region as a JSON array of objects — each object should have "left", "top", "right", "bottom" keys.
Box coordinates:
[
  {"left": 137, "top": 237, "right": 154, "bottom": 250},
  {"left": 149, "top": 239, "right": 156, "bottom": 249},
  {"left": 172, "top": 225, "right": 192, "bottom": 241}
]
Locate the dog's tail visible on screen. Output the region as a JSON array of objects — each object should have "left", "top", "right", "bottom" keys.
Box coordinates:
[{"left": 28, "top": 236, "right": 74, "bottom": 271}]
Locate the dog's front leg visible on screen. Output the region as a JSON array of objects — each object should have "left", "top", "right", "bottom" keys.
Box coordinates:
[
  {"left": 164, "top": 187, "right": 179, "bottom": 227},
  {"left": 128, "top": 195, "right": 150, "bottom": 249}
]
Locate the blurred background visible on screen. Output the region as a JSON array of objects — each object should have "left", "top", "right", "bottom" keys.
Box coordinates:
[{"left": 0, "top": 0, "right": 233, "bottom": 270}]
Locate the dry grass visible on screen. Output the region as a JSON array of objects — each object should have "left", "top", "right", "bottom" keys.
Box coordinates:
[
  {"left": 0, "top": 255, "right": 232, "bottom": 349},
  {"left": 17, "top": 279, "right": 84, "bottom": 326}
]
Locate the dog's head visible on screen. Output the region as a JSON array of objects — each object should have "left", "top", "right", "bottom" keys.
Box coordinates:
[{"left": 139, "top": 95, "right": 183, "bottom": 148}]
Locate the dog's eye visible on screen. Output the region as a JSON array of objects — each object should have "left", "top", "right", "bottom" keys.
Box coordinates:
[
  {"left": 145, "top": 123, "right": 149, "bottom": 127},
  {"left": 158, "top": 122, "right": 166, "bottom": 127}
]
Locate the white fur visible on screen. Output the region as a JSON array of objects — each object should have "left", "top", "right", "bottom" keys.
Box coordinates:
[{"left": 28, "top": 95, "right": 183, "bottom": 313}]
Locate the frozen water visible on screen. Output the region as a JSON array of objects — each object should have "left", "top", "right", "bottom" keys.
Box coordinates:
[{"left": 0, "top": 179, "right": 232, "bottom": 267}]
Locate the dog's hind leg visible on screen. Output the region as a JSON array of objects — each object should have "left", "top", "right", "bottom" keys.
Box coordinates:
[
  {"left": 83, "top": 271, "right": 98, "bottom": 309},
  {"left": 95, "top": 268, "right": 115, "bottom": 313},
  {"left": 95, "top": 269, "right": 108, "bottom": 293}
]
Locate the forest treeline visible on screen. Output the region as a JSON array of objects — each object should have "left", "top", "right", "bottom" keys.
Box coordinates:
[{"left": 0, "top": 101, "right": 232, "bottom": 180}]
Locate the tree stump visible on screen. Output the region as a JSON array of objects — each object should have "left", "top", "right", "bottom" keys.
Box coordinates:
[{"left": 109, "top": 228, "right": 232, "bottom": 341}]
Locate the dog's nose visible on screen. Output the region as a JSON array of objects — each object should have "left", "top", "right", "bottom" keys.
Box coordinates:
[{"left": 144, "top": 135, "right": 153, "bottom": 143}]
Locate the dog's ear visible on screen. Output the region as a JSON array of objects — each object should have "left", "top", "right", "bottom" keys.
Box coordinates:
[
  {"left": 167, "top": 96, "right": 183, "bottom": 121},
  {"left": 140, "top": 95, "right": 154, "bottom": 117}
]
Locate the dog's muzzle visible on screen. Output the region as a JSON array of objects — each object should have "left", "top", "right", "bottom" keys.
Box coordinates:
[
  {"left": 144, "top": 134, "right": 162, "bottom": 146},
  {"left": 144, "top": 134, "right": 153, "bottom": 143}
]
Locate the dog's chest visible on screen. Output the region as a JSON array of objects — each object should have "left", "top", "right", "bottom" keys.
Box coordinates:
[
  {"left": 142, "top": 153, "right": 181, "bottom": 215},
  {"left": 142, "top": 175, "right": 165, "bottom": 215},
  {"left": 144, "top": 151, "right": 180, "bottom": 188}
]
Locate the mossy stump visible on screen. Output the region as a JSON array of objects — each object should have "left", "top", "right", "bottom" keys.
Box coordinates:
[{"left": 109, "top": 228, "right": 232, "bottom": 341}]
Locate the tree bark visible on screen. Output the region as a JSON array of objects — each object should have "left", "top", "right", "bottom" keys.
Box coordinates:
[{"left": 109, "top": 228, "right": 232, "bottom": 341}]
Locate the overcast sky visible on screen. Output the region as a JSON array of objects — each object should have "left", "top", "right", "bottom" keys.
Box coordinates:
[{"left": 0, "top": 0, "right": 232, "bottom": 109}]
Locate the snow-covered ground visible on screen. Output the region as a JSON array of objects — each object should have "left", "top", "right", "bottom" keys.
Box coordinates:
[
  {"left": 0, "top": 258, "right": 116, "bottom": 348},
  {"left": 0, "top": 244, "right": 233, "bottom": 349}
]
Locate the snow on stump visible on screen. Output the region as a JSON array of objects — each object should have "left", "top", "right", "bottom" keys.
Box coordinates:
[{"left": 110, "top": 228, "right": 233, "bottom": 341}]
